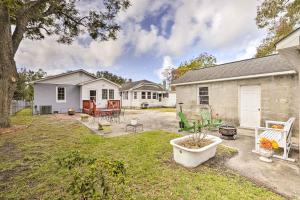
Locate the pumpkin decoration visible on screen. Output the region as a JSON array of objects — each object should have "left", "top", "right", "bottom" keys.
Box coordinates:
[{"left": 271, "top": 124, "right": 284, "bottom": 129}]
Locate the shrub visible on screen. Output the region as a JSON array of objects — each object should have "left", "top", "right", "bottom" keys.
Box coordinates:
[{"left": 57, "top": 151, "right": 129, "bottom": 199}]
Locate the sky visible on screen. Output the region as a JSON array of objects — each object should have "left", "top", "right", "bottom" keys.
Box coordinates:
[{"left": 15, "top": 0, "right": 266, "bottom": 83}]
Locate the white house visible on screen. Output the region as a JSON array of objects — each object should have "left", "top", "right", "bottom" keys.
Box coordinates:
[
  {"left": 78, "top": 78, "right": 121, "bottom": 109},
  {"left": 120, "top": 80, "right": 176, "bottom": 108},
  {"left": 33, "top": 69, "right": 121, "bottom": 114}
]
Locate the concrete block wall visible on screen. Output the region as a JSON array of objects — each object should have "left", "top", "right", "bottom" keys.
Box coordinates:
[{"left": 176, "top": 74, "right": 299, "bottom": 139}]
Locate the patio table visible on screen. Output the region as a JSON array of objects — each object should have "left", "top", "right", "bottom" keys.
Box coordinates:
[{"left": 125, "top": 123, "right": 143, "bottom": 133}]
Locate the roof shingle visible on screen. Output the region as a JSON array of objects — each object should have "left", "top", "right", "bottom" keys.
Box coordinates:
[
  {"left": 172, "top": 54, "right": 296, "bottom": 85},
  {"left": 120, "top": 80, "right": 164, "bottom": 91}
]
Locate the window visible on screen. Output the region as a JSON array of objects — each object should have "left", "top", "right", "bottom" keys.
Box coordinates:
[
  {"left": 123, "top": 91, "right": 128, "bottom": 100},
  {"left": 134, "top": 92, "right": 137, "bottom": 99},
  {"left": 199, "top": 87, "right": 209, "bottom": 105},
  {"left": 57, "top": 87, "right": 66, "bottom": 102},
  {"left": 147, "top": 92, "right": 151, "bottom": 99},
  {"left": 163, "top": 93, "right": 169, "bottom": 98},
  {"left": 90, "top": 90, "right": 97, "bottom": 102},
  {"left": 141, "top": 92, "right": 146, "bottom": 99},
  {"left": 102, "top": 89, "right": 108, "bottom": 100},
  {"left": 109, "top": 89, "right": 114, "bottom": 99},
  {"left": 152, "top": 92, "right": 157, "bottom": 99}
]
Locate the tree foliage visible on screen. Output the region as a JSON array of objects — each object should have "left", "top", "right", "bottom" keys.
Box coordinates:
[
  {"left": 172, "top": 53, "right": 216, "bottom": 80},
  {"left": 13, "top": 68, "right": 46, "bottom": 101},
  {"left": 255, "top": 0, "right": 300, "bottom": 57},
  {"left": 0, "top": 0, "right": 130, "bottom": 127},
  {"left": 95, "top": 70, "right": 127, "bottom": 85},
  {"left": 3, "top": 0, "right": 130, "bottom": 50}
]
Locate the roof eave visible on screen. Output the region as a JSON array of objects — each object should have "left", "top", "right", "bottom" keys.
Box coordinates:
[
  {"left": 33, "top": 69, "right": 97, "bottom": 84},
  {"left": 78, "top": 78, "right": 121, "bottom": 88},
  {"left": 171, "top": 70, "right": 297, "bottom": 86}
]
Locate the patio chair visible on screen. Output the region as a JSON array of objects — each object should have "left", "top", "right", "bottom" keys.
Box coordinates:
[
  {"left": 82, "top": 100, "right": 94, "bottom": 115},
  {"left": 253, "top": 117, "right": 296, "bottom": 162},
  {"left": 199, "top": 109, "right": 222, "bottom": 129},
  {"left": 178, "top": 112, "right": 197, "bottom": 132}
]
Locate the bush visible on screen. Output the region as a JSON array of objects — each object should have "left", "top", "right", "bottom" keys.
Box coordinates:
[{"left": 57, "top": 151, "right": 129, "bottom": 200}]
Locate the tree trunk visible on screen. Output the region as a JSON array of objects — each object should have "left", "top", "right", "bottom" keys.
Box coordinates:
[{"left": 0, "top": 3, "right": 18, "bottom": 128}]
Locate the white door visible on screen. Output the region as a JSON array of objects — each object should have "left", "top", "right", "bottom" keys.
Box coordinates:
[{"left": 240, "top": 85, "right": 261, "bottom": 128}]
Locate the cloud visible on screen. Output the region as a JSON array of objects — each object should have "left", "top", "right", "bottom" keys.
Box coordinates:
[
  {"left": 14, "top": 0, "right": 265, "bottom": 77},
  {"left": 155, "top": 56, "right": 174, "bottom": 80},
  {"left": 15, "top": 33, "right": 126, "bottom": 74},
  {"left": 123, "top": 0, "right": 263, "bottom": 56},
  {"left": 235, "top": 39, "right": 262, "bottom": 61},
  {"left": 117, "top": 0, "right": 173, "bottom": 23}
]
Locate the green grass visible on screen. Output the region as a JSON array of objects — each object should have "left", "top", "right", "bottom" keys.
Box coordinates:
[
  {"left": 145, "top": 107, "right": 176, "bottom": 112},
  {"left": 0, "top": 109, "right": 283, "bottom": 199}
]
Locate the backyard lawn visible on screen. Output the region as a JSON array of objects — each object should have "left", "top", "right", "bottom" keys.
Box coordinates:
[{"left": 0, "top": 109, "right": 283, "bottom": 199}]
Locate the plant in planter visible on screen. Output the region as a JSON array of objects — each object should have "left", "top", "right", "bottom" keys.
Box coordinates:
[
  {"left": 259, "top": 137, "right": 279, "bottom": 163},
  {"left": 170, "top": 117, "right": 222, "bottom": 168}
]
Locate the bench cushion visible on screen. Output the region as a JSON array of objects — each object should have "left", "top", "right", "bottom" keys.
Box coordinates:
[{"left": 259, "top": 130, "right": 285, "bottom": 148}]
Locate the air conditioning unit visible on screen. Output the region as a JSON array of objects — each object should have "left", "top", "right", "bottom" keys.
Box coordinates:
[{"left": 40, "top": 105, "right": 52, "bottom": 114}]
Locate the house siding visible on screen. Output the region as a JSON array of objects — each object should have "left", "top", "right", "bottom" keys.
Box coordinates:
[
  {"left": 176, "top": 74, "right": 299, "bottom": 139},
  {"left": 80, "top": 79, "right": 120, "bottom": 109},
  {"left": 121, "top": 90, "right": 167, "bottom": 108},
  {"left": 33, "top": 83, "right": 80, "bottom": 114},
  {"left": 38, "top": 71, "right": 94, "bottom": 85}
]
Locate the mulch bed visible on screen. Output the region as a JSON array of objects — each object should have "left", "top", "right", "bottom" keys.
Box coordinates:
[{"left": 177, "top": 138, "right": 213, "bottom": 149}]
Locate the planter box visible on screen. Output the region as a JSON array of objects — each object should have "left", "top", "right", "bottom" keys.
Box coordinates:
[{"left": 170, "top": 134, "right": 222, "bottom": 168}]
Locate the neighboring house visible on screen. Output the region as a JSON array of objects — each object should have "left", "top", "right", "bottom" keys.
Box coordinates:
[
  {"left": 120, "top": 80, "right": 176, "bottom": 108},
  {"left": 172, "top": 28, "right": 300, "bottom": 142},
  {"left": 33, "top": 69, "right": 121, "bottom": 114}
]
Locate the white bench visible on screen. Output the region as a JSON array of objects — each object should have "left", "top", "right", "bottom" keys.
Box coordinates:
[{"left": 253, "top": 117, "right": 296, "bottom": 162}]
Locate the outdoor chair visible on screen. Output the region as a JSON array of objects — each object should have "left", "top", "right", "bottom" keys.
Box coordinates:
[
  {"left": 253, "top": 117, "right": 296, "bottom": 162},
  {"left": 109, "top": 109, "right": 121, "bottom": 123},
  {"left": 199, "top": 109, "right": 222, "bottom": 129},
  {"left": 178, "top": 112, "right": 197, "bottom": 132}
]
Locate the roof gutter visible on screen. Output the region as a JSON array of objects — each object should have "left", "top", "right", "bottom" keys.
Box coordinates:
[{"left": 171, "top": 70, "right": 297, "bottom": 86}]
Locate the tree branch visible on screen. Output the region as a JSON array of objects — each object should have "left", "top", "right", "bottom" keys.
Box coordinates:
[
  {"left": 58, "top": 11, "right": 87, "bottom": 27},
  {"left": 12, "top": 14, "right": 28, "bottom": 56},
  {"left": 12, "top": 0, "right": 51, "bottom": 55}
]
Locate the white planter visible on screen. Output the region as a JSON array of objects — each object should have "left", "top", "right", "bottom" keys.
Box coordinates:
[
  {"left": 259, "top": 148, "right": 274, "bottom": 163},
  {"left": 170, "top": 134, "right": 222, "bottom": 168}
]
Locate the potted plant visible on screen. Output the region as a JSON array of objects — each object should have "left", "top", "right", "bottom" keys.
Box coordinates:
[
  {"left": 259, "top": 137, "right": 279, "bottom": 163},
  {"left": 170, "top": 117, "right": 222, "bottom": 168}
]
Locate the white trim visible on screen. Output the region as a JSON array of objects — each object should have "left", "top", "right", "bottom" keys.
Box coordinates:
[
  {"left": 33, "top": 69, "right": 97, "bottom": 84},
  {"left": 56, "top": 86, "right": 66, "bottom": 103},
  {"left": 198, "top": 86, "right": 209, "bottom": 105},
  {"left": 171, "top": 70, "right": 297, "bottom": 86},
  {"left": 79, "top": 78, "right": 121, "bottom": 88},
  {"left": 130, "top": 83, "right": 164, "bottom": 91},
  {"left": 89, "top": 89, "right": 97, "bottom": 104},
  {"left": 108, "top": 89, "right": 115, "bottom": 100}
]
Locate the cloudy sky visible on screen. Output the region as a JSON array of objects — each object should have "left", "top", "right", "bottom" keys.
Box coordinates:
[{"left": 15, "top": 0, "right": 266, "bottom": 83}]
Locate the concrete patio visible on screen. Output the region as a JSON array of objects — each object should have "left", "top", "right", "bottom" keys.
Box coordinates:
[{"left": 63, "top": 109, "right": 300, "bottom": 199}]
